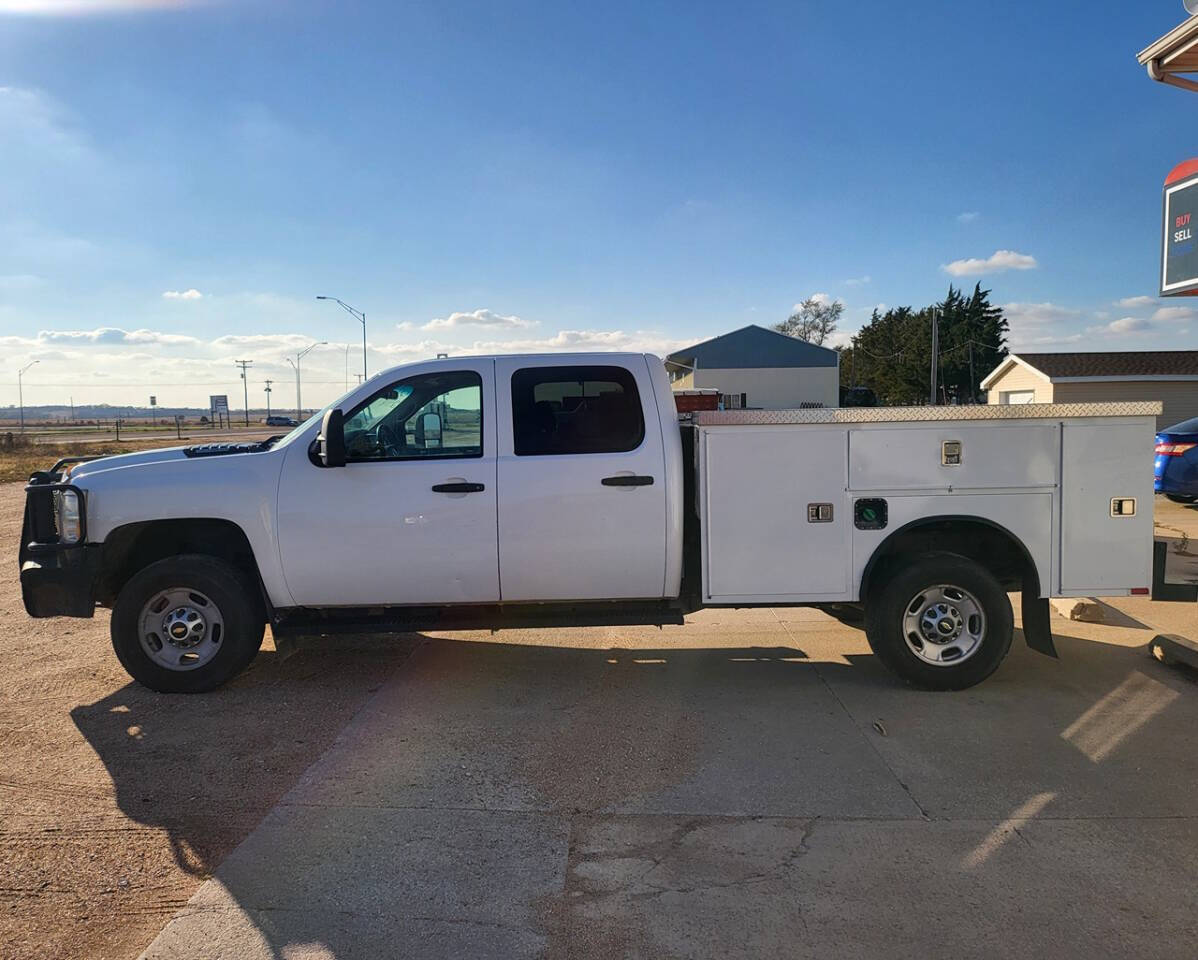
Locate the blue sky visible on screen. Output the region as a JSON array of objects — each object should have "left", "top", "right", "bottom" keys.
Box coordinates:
[{"left": 1, "top": 0, "right": 1196, "bottom": 409}]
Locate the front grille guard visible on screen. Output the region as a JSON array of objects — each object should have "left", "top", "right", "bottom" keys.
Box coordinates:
[{"left": 23, "top": 460, "right": 94, "bottom": 557}]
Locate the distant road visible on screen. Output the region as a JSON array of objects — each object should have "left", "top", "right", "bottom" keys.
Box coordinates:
[{"left": 28, "top": 426, "right": 282, "bottom": 446}]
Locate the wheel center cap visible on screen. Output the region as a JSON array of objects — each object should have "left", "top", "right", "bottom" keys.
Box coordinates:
[
  {"left": 921, "top": 604, "right": 963, "bottom": 644},
  {"left": 162, "top": 606, "right": 206, "bottom": 648}
]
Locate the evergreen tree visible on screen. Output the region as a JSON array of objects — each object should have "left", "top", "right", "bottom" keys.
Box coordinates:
[{"left": 839, "top": 284, "right": 1008, "bottom": 405}]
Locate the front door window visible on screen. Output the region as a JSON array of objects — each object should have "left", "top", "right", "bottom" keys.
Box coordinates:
[{"left": 343, "top": 370, "right": 483, "bottom": 462}]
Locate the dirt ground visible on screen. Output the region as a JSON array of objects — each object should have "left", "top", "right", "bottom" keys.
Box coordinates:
[{"left": 0, "top": 481, "right": 419, "bottom": 960}]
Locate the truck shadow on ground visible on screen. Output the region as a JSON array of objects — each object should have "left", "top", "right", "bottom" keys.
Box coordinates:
[{"left": 71, "top": 628, "right": 1198, "bottom": 959}]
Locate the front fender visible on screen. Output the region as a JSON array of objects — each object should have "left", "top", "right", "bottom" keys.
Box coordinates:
[{"left": 80, "top": 450, "right": 292, "bottom": 608}]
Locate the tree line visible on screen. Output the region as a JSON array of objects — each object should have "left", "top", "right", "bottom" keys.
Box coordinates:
[{"left": 775, "top": 284, "right": 1009, "bottom": 406}]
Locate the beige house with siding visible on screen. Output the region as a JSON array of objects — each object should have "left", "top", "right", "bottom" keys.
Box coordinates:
[{"left": 981, "top": 351, "right": 1198, "bottom": 428}]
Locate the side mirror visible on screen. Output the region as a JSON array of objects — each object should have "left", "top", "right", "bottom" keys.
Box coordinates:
[
  {"left": 318, "top": 408, "right": 346, "bottom": 467},
  {"left": 415, "top": 411, "right": 443, "bottom": 448}
]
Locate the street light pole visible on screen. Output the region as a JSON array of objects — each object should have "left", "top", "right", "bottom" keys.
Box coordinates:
[
  {"left": 286, "top": 341, "right": 326, "bottom": 422},
  {"left": 18, "top": 360, "right": 39, "bottom": 433},
  {"left": 317, "top": 296, "right": 367, "bottom": 382}
]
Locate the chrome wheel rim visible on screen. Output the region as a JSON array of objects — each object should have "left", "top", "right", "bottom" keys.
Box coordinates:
[
  {"left": 137, "top": 587, "right": 224, "bottom": 671},
  {"left": 902, "top": 584, "right": 985, "bottom": 667}
]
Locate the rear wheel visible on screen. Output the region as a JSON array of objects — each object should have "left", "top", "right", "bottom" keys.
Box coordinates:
[
  {"left": 1165, "top": 493, "right": 1197, "bottom": 504},
  {"left": 111, "top": 554, "right": 264, "bottom": 693},
  {"left": 864, "top": 553, "right": 1013, "bottom": 690}
]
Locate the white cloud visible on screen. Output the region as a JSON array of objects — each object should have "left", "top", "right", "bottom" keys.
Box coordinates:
[
  {"left": 37, "top": 327, "right": 198, "bottom": 346},
  {"left": 162, "top": 288, "right": 203, "bottom": 300},
  {"left": 1151, "top": 305, "right": 1198, "bottom": 323},
  {"left": 957, "top": 211, "right": 980, "bottom": 223},
  {"left": 1001, "top": 302, "right": 1079, "bottom": 326},
  {"left": 0, "top": 1, "right": 191, "bottom": 13},
  {"left": 844, "top": 275, "right": 871, "bottom": 286},
  {"left": 1104, "top": 317, "right": 1152, "bottom": 335},
  {"left": 1009, "top": 332, "right": 1085, "bottom": 347},
  {"left": 793, "top": 293, "right": 843, "bottom": 311},
  {"left": 1115, "top": 295, "right": 1157, "bottom": 309},
  {"left": 0, "top": 273, "right": 45, "bottom": 290},
  {"left": 423, "top": 308, "right": 534, "bottom": 331},
  {"left": 942, "top": 249, "right": 1038, "bottom": 277}
]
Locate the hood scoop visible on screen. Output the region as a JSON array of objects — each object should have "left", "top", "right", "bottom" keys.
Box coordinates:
[{"left": 183, "top": 440, "right": 272, "bottom": 459}]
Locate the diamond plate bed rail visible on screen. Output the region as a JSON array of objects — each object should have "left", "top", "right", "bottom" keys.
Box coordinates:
[{"left": 693, "top": 401, "right": 1163, "bottom": 426}]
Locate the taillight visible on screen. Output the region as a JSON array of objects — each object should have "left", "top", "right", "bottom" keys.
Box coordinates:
[{"left": 1155, "top": 441, "right": 1197, "bottom": 456}]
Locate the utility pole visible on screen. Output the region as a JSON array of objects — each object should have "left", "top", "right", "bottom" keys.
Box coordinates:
[
  {"left": 968, "top": 341, "right": 976, "bottom": 404},
  {"left": 264, "top": 379, "right": 273, "bottom": 418},
  {"left": 18, "top": 360, "right": 38, "bottom": 433},
  {"left": 69, "top": 396, "right": 74, "bottom": 420},
  {"left": 234, "top": 360, "right": 253, "bottom": 426},
  {"left": 929, "top": 308, "right": 939, "bottom": 405}
]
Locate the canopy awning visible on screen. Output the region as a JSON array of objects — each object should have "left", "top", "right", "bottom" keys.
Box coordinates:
[{"left": 1138, "top": 15, "right": 1198, "bottom": 93}]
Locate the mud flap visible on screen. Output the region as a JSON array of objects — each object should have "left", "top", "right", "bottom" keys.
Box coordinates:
[
  {"left": 1021, "top": 584, "right": 1057, "bottom": 659},
  {"left": 1152, "top": 539, "right": 1198, "bottom": 603}
]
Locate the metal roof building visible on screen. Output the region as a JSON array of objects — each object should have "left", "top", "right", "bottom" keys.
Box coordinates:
[{"left": 666, "top": 324, "right": 840, "bottom": 409}]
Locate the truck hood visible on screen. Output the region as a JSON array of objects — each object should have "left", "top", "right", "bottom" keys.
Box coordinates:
[
  {"left": 65, "top": 438, "right": 286, "bottom": 483},
  {"left": 66, "top": 445, "right": 190, "bottom": 481}
]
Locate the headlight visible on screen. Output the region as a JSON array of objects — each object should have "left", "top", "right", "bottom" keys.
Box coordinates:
[{"left": 54, "top": 489, "right": 82, "bottom": 544}]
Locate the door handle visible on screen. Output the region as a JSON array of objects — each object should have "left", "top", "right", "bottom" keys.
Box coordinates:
[
  {"left": 601, "top": 475, "right": 654, "bottom": 487},
  {"left": 431, "top": 482, "right": 486, "bottom": 493}
]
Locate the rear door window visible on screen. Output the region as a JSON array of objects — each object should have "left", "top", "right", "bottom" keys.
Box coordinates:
[{"left": 511, "top": 365, "right": 645, "bottom": 456}]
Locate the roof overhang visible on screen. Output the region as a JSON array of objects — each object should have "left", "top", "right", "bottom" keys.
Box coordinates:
[{"left": 1138, "top": 15, "right": 1198, "bottom": 93}]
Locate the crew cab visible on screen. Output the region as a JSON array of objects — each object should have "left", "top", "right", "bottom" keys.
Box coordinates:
[{"left": 18, "top": 353, "right": 1186, "bottom": 694}]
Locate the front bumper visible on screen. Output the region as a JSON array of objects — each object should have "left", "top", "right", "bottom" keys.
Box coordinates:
[
  {"left": 19, "top": 472, "right": 99, "bottom": 618},
  {"left": 20, "top": 547, "right": 101, "bottom": 617}
]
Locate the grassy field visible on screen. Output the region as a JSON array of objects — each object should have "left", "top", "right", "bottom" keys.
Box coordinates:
[{"left": 0, "top": 437, "right": 178, "bottom": 483}]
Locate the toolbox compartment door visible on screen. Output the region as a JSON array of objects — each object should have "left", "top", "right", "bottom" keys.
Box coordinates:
[
  {"left": 1060, "top": 422, "right": 1154, "bottom": 593},
  {"left": 701, "top": 427, "right": 848, "bottom": 601}
]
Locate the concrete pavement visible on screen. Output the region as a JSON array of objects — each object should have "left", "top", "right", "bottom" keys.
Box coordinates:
[{"left": 136, "top": 605, "right": 1198, "bottom": 960}]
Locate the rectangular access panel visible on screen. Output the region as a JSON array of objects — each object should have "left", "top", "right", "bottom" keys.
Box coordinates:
[
  {"left": 1060, "top": 421, "right": 1154, "bottom": 592},
  {"left": 848, "top": 424, "right": 1058, "bottom": 492},
  {"left": 701, "top": 426, "right": 848, "bottom": 600}
]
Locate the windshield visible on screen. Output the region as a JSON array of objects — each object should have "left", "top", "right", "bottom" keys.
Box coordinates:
[{"left": 270, "top": 385, "right": 359, "bottom": 449}]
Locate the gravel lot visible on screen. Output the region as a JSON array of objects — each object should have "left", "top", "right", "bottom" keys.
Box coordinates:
[
  {"left": 0, "top": 482, "right": 418, "bottom": 960},
  {"left": 2, "top": 481, "right": 1197, "bottom": 959}
]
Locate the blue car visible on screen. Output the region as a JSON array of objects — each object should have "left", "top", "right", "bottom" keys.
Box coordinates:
[{"left": 1155, "top": 417, "right": 1198, "bottom": 503}]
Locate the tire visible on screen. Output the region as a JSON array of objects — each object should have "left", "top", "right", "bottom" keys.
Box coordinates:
[
  {"left": 1165, "top": 493, "right": 1197, "bottom": 504},
  {"left": 111, "top": 554, "right": 265, "bottom": 693},
  {"left": 864, "top": 552, "right": 1013, "bottom": 691}
]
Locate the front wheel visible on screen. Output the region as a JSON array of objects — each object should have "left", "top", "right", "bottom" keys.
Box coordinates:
[
  {"left": 1165, "top": 493, "right": 1197, "bottom": 504},
  {"left": 864, "top": 553, "right": 1013, "bottom": 690},
  {"left": 111, "top": 554, "right": 265, "bottom": 693}
]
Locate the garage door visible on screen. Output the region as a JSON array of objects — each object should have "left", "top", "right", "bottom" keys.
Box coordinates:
[{"left": 1002, "top": 390, "right": 1036, "bottom": 404}]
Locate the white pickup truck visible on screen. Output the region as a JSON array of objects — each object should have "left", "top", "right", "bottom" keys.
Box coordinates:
[{"left": 19, "top": 352, "right": 1186, "bottom": 693}]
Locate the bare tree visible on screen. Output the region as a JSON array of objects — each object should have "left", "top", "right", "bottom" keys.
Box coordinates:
[{"left": 774, "top": 296, "right": 843, "bottom": 346}]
